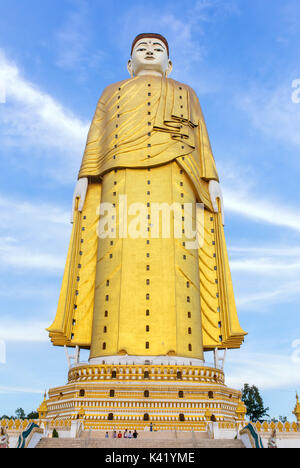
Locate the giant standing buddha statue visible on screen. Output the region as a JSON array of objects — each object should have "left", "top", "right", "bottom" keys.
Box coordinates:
[{"left": 44, "top": 34, "right": 247, "bottom": 430}]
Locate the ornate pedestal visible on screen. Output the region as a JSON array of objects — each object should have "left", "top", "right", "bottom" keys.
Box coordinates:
[{"left": 44, "top": 363, "right": 243, "bottom": 432}]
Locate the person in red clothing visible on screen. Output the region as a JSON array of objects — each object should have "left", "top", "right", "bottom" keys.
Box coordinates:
[{"left": 117, "top": 431, "right": 122, "bottom": 439}]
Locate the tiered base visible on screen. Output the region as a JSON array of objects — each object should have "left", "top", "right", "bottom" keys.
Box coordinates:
[{"left": 44, "top": 363, "right": 242, "bottom": 431}]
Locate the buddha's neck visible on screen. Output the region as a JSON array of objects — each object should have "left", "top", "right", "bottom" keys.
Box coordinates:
[{"left": 135, "top": 70, "right": 164, "bottom": 77}]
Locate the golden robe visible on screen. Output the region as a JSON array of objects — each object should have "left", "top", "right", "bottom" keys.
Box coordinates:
[{"left": 48, "top": 76, "right": 246, "bottom": 360}]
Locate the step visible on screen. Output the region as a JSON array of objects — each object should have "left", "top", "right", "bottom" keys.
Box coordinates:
[{"left": 35, "top": 437, "right": 244, "bottom": 449}]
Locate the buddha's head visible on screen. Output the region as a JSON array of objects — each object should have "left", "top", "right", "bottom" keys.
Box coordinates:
[{"left": 128, "top": 33, "right": 173, "bottom": 78}]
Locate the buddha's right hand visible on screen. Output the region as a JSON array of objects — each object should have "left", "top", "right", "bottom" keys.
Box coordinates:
[{"left": 71, "top": 177, "right": 88, "bottom": 223}]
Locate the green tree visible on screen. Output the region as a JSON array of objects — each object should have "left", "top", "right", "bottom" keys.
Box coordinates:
[
  {"left": 15, "top": 408, "right": 26, "bottom": 420},
  {"left": 241, "top": 384, "right": 269, "bottom": 422},
  {"left": 52, "top": 429, "right": 59, "bottom": 438},
  {"left": 279, "top": 416, "right": 287, "bottom": 424},
  {"left": 27, "top": 411, "right": 39, "bottom": 420}
]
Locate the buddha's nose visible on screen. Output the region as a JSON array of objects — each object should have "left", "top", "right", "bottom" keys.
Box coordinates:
[{"left": 146, "top": 51, "right": 154, "bottom": 56}]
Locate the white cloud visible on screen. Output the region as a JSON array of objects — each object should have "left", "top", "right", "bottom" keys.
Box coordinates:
[
  {"left": 226, "top": 350, "right": 300, "bottom": 391},
  {"left": 223, "top": 186, "right": 300, "bottom": 233},
  {"left": 236, "top": 282, "right": 300, "bottom": 308},
  {"left": 0, "top": 194, "right": 70, "bottom": 273},
  {"left": 0, "top": 319, "right": 48, "bottom": 342},
  {"left": 0, "top": 242, "right": 64, "bottom": 272},
  {"left": 55, "top": 0, "right": 105, "bottom": 75},
  {"left": 229, "top": 245, "right": 300, "bottom": 277},
  {"left": 237, "top": 82, "right": 300, "bottom": 148},
  {"left": 0, "top": 49, "right": 89, "bottom": 180},
  {"left": 231, "top": 260, "right": 300, "bottom": 274},
  {"left": 226, "top": 243, "right": 300, "bottom": 309},
  {"left": 0, "top": 386, "right": 43, "bottom": 395}
]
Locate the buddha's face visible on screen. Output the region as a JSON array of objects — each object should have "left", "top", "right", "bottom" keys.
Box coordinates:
[{"left": 128, "top": 38, "right": 172, "bottom": 77}]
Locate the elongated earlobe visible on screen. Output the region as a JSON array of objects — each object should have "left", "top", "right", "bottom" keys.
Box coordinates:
[
  {"left": 127, "top": 60, "right": 134, "bottom": 78},
  {"left": 165, "top": 60, "right": 173, "bottom": 77}
]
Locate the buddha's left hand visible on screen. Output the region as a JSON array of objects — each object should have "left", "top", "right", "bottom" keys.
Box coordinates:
[{"left": 209, "top": 180, "right": 225, "bottom": 226}]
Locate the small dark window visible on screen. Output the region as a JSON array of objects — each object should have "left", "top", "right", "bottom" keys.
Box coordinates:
[
  {"left": 144, "top": 390, "right": 150, "bottom": 398},
  {"left": 104, "top": 326, "right": 107, "bottom": 333},
  {"left": 144, "top": 371, "right": 150, "bottom": 379},
  {"left": 178, "top": 391, "right": 184, "bottom": 398},
  {"left": 108, "top": 413, "right": 114, "bottom": 421},
  {"left": 208, "top": 391, "right": 214, "bottom": 399},
  {"left": 106, "top": 295, "right": 109, "bottom": 302},
  {"left": 79, "top": 389, "right": 85, "bottom": 397},
  {"left": 146, "top": 310, "right": 150, "bottom": 316},
  {"left": 188, "top": 312, "right": 191, "bottom": 318},
  {"left": 104, "top": 311, "right": 108, "bottom": 317},
  {"left": 110, "top": 390, "right": 115, "bottom": 398},
  {"left": 146, "top": 342, "right": 150, "bottom": 349},
  {"left": 112, "top": 370, "right": 117, "bottom": 379},
  {"left": 146, "top": 325, "right": 150, "bottom": 332},
  {"left": 102, "top": 343, "right": 106, "bottom": 350},
  {"left": 188, "top": 344, "right": 192, "bottom": 352},
  {"left": 179, "top": 414, "right": 185, "bottom": 422},
  {"left": 188, "top": 328, "right": 192, "bottom": 335},
  {"left": 144, "top": 414, "right": 150, "bottom": 421},
  {"left": 177, "top": 372, "right": 182, "bottom": 380},
  {"left": 211, "top": 415, "right": 217, "bottom": 422}
]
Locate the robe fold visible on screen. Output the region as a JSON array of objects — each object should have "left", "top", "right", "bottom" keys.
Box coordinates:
[{"left": 48, "top": 75, "right": 246, "bottom": 357}]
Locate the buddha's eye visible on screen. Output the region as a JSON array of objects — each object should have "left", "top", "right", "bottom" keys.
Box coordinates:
[
  {"left": 137, "top": 48, "right": 147, "bottom": 52},
  {"left": 154, "top": 48, "right": 163, "bottom": 52}
]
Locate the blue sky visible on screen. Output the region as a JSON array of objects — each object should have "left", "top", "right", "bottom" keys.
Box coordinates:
[{"left": 0, "top": 0, "right": 300, "bottom": 420}]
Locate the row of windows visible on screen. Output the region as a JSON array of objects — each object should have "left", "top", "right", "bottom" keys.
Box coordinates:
[
  {"left": 101, "top": 326, "right": 191, "bottom": 335},
  {"left": 107, "top": 413, "right": 217, "bottom": 422},
  {"left": 102, "top": 309, "right": 191, "bottom": 319},
  {"left": 102, "top": 342, "right": 193, "bottom": 352},
  {"left": 107, "top": 413, "right": 186, "bottom": 422},
  {"left": 104, "top": 295, "right": 192, "bottom": 303},
  {"left": 80, "top": 389, "right": 214, "bottom": 399}
]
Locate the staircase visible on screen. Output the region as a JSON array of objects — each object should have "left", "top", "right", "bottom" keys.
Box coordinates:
[{"left": 36, "top": 432, "right": 245, "bottom": 449}]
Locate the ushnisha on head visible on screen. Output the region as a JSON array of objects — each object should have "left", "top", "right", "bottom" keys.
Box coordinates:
[{"left": 128, "top": 33, "right": 173, "bottom": 78}]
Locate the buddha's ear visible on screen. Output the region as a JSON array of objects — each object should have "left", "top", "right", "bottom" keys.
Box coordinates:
[
  {"left": 165, "top": 60, "right": 173, "bottom": 77},
  {"left": 127, "top": 59, "right": 134, "bottom": 78}
]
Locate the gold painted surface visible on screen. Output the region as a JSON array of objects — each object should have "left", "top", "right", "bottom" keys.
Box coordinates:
[
  {"left": 90, "top": 163, "right": 203, "bottom": 359},
  {"left": 78, "top": 76, "right": 217, "bottom": 207},
  {"left": 48, "top": 75, "right": 246, "bottom": 352},
  {"left": 47, "top": 183, "right": 101, "bottom": 347}
]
